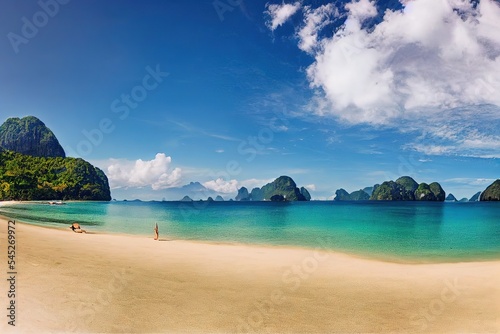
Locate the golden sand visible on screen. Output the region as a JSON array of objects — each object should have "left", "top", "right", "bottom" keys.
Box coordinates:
[{"left": 0, "top": 217, "right": 498, "bottom": 333}]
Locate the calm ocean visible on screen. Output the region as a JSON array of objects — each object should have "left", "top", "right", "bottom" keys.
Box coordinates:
[{"left": 1, "top": 201, "right": 499, "bottom": 262}]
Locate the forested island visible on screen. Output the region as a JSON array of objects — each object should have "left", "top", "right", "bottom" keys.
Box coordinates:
[{"left": 0, "top": 116, "right": 111, "bottom": 201}]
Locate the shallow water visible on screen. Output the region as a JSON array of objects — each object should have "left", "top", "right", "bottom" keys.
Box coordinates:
[{"left": 1, "top": 201, "right": 499, "bottom": 262}]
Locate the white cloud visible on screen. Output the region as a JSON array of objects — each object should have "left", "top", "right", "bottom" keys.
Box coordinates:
[
  {"left": 240, "top": 178, "right": 275, "bottom": 190},
  {"left": 303, "top": 0, "right": 500, "bottom": 124},
  {"left": 105, "top": 153, "right": 182, "bottom": 190},
  {"left": 444, "top": 178, "right": 496, "bottom": 186},
  {"left": 215, "top": 149, "right": 225, "bottom": 153},
  {"left": 345, "top": 0, "right": 377, "bottom": 22},
  {"left": 203, "top": 178, "right": 239, "bottom": 194},
  {"left": 268, "top": 0, "right": 500, "bottom": 158},
  {"left": 298, "top": 4, "right": 338, "bottom": 53},
  {"left": 304, "top": 183, "right": 316, "bottom": 191},
  {"left": 265, "top": 2, "right": 302, "bottom": 31},
  {"left": 403, "top": 107, "right": 500, "bottom": 158}
]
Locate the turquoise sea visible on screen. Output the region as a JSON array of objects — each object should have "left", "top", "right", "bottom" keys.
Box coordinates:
[{"left": 1, "top": 201, "right": 499, "bottom": 262}]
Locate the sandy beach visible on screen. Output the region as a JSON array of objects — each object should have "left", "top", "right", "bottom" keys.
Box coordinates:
[{"left": 0, "top": 216, "right": 498, "bottom": 333}]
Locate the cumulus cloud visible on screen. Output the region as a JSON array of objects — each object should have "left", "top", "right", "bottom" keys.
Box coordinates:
[
  {"left": 344, "top": 0, "right": 377, "bottom": 21},
  {"left": 203, "top": 178, "right": 239, "bottom": 194},
  {"left": 265, "top": 1, "right": 302, "bottom": 31},
  {"left": 303, "top": 0, "right": 500, "bottom": 124},
  {"left": 105, "top": 153, "right": 182, "bottom": 190},
  {"left": 304, "top": 184, "right": 316, "bottom": 191},
  {"left": 267, "top": 0, "right": 500, "bottom": 158}
]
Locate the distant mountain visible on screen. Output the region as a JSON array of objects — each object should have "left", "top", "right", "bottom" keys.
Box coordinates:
[
  {"left": 480, "top": 179, "right": 500, "bottom": 201},
  {"left": 458, "top": 198, "right": 468, "bottom": 202},
  {"left": 161, "top": 181, "right": 219, "bottom": 201},
  {"left": 250, "top": 187, "right": 264, "bottom": 201},
  {"left": 349, "top": 190, "right": 370, "bottom": 200},
  {"left": 235, "top": 187, "right": 250, "bottom": 201},
  {"left": 334, "top": 188, "right": 369, "bottom": 201},
  {"left": 300, "top": 187, "right": 311, "bottom": 201},
  {"left": 363, "top": 187, "right": 374, "bottom": 196},
  {"left": 334, "top": 189, "right": 350, "bottom": 201},
  {"left": 215, "top": 195, "right": 224, "bottom": 201},
  {"left": 370, "top": 176, "right": 445, "bottom": 201},
  {"left": 445, "top": 193, "right": 457, "bottom": 201},
  {"left": 235, "top": 176, "right": 310, "bottom": 201},
  {"left": 180, "top": 195, "right": 193, "bottom": 202},
  {"left": 469, "top": 192, "right": 481, "bottom": 202},
  {"left": 0, "top": 116, "right": 65, "bottom": 158}
]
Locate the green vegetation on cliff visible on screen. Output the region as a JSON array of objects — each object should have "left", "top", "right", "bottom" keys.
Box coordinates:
[
  {"left": 370, "top": 176, "right": 445, "bottom": 201},
  {"left": 0, "top": 116, "right": 65, "bottom": 158},
  {"left": 260, "top": 176, "right": 306, "bottom": 201},
  {"left": 415, "top": 183, "right": 436, "bottom": 201},
  {"left": 235, "top": 176, "right": 310, "bottom": 201},
  {"left": 349, "top": 190, "right": 370, "bottom": 200},
  {"left": 334, "top": 188, "right": 369, "bottom": 201},
  {"left": 0, "top": 150, "right": 110, "bottom": 201},
  {"left": 370, "top": 181, "right": 404, "bottom": 200},
  {"left": 480, "top": 179, "right": 500, "bottom": 201}
]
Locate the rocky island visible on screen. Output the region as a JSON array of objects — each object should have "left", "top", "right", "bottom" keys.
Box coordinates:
[
  {"left": 235, "top": 176, "right": 310, "bottom": 201},
  {"left": 370, "top": 176, "right": 445, "bottom": 201},
  {"left": 480, "top": 179, "right": 500, "bottom": 201},
  {"left": 0, "top": 116, "right": 111, "bottom": 201}
]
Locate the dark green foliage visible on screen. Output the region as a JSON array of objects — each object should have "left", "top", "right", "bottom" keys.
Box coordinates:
[
  {"left": 235, "top": 176, "right": 309, "bottom": 201},
  {"left": 300, "top": 187, "right": 311, "bottom": 201},
  {"left": 395, "top": 176, "right": 418, "bottom": 200},
  {"left": 370, "top": 178, "right": 445, "bottom": 202},
  {"left": 270, "top": 194, "right": 286, "bottom": 202},
  {"left": 415, "top": 183, "right": 436, "bottom": 201},
  {"left": 0, "top": 116, "right": 65, "bottom": 158},
  {"left": 0, "top": 150, "right": 110, "bottom": 201},
  {"left": 250, "top": 187, "right": 264, "bottom": 201},
  {"left": 260, "top": 176, "right": 306, "bottom": 201},
  {"left": 429, "top": 182, "right": 445, "bottom": 201},
  {"left": 235, "top": 187, "right": 250, "bottom": 201},
  {"left": 480, "top": 179, "right": 500, "bottom": 201},
  {"left": 370, "top": 181, "right": 405, "bottom": 200}
]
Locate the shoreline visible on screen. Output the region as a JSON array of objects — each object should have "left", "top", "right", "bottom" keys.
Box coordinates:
[
  {"left": 0, "top": 210, "right": 499, "bottom": 265},
  {"left": 2, "top": 214, "right": 500, "bottom": 265},
  {"left": 0, "top": 216, "right": 499, "bottom": 333}
]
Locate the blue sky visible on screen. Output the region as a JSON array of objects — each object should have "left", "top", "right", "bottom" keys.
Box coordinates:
[{"left": 1, "top": 0, "right": 499, "bottom": 200}]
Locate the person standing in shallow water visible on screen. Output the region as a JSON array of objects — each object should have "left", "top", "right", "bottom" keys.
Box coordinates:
[{"left": 154, "top": 223, "right": 159, "bottom": 240}]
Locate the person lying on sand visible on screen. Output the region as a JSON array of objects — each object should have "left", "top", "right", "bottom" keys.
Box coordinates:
[{"left": 70, "top": 222, "right": 87, "bottom": 233}]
